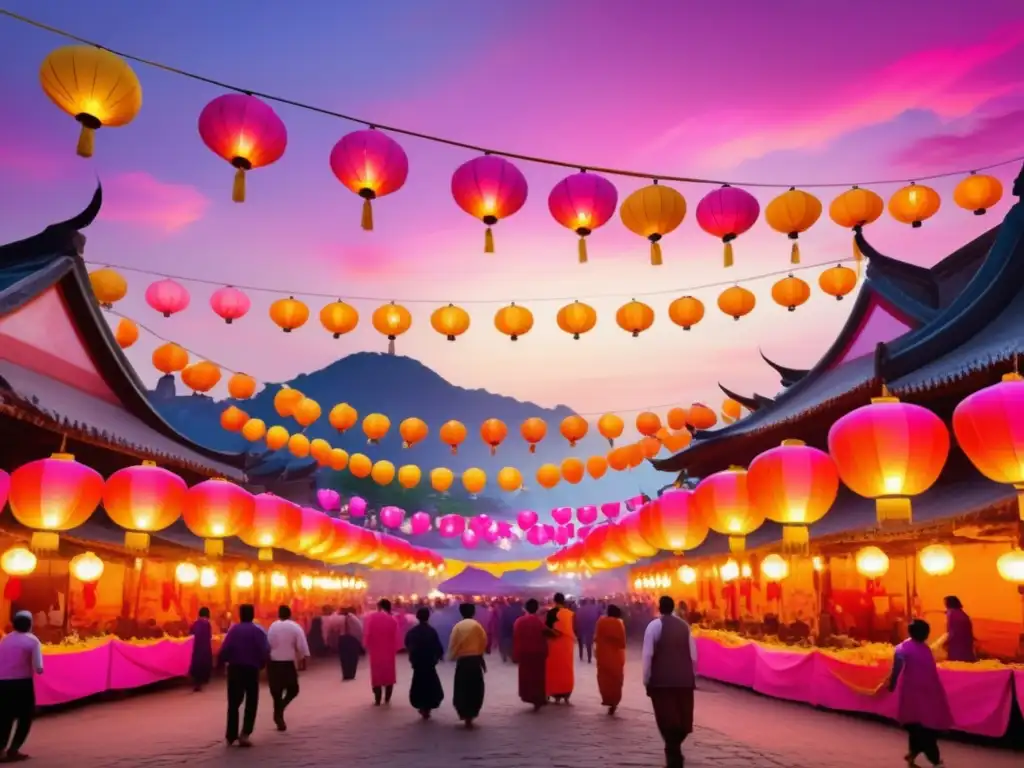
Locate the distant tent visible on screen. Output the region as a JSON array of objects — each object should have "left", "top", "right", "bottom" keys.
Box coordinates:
[{"left": 437, "top": 567, "right": 505, "bottom": 595}]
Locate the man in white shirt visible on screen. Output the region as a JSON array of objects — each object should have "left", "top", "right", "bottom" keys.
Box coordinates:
[
  {"left": 267, "top": 605, "right": 310, "bottom": 732},
  {"left": 0, "top": 611, "right": 45, "bottom": 762}
]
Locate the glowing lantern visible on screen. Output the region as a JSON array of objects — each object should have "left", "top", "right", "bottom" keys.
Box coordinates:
[
  {"left": 1, "top": 547, "right": 37, "bottom": 577},
  {"left": 372, "top": 460, "right": 396, "bottom": 486},
  {"left": 668, "top": 296, "right": 704, "bottom": 331},
  {"left": 451, "top": 155, "right": 528, "bottom": 253},
  {"left": 292, "top": 398, "right": 322, "bottom": 428},
  {"left": 765, "top": 187, "right": 822, "bottom": 264},
  {"left": 636, "top": 412, "right": 662, "bottom": 438},
  {"left": 399, "top": 417, "right": 428, "bottom": 448},
  {"left": 996, "top": 550, "right": 1024, "bottom": 584},
  {"left": 497, "top": 467, "right": 523, "bottom": 493},
  {"left": 760, "top": 554, "right": 789, "bottom": 582},
  {"left": 819, "top": 264, "right": 857, "bottom": 301},
  {"left": 349, "top": 454, "right": 372, "bottom": 479},
  {"left": 828, "top": 394, "right": 949, "bottom": 524},
  {"left": 617, "top": 512, "right": 658, "bottom": 559},
  {"left": 439, "top": 514, "right": 464, "bottom": 537},
  {"left": 586, "top": 455, "right": 607, "bottom": 480},
  {"left": 721, "top": 399, "right": 742, "bottom": 425},
  {"left": 560, "top": 415, "right": 589, "bottom": 448},
  {"left": 199, "top": 567, "right": 219, "bottom": 589},
  {"left": 319, "top": 300, "right": 359, "bottom": 338},
  {"left": 181, "top": 361, "right": 221, "bottom": 394},
  {"left": 747, "top": 439, "right": 839, "bottom": 552},
  {"left": 152, "top": 343, "right": 188, "bottom": 376},
  {"left": 855, "top": 546, "right": 890, "bottom": 579},
  {"left": 720, "top": 560, "right": 740, "bottom": 582},
  {"left": 693, "top": 467, "right": 764, "bottom": 553},
  {"left": 462, "top": 468, "right": 486, "bottom": 497},
  {"left": 410, "top": 512, "right": 431, "bottom": 535},
  {"left": 639, "top": 490, "right": 709, "bottom": 554},
  {"left": 440, "top": 420, "right": 467, "bottom": 454},
  {"left": 288, "top": 433, "right": 310, "bottom": 458},
  {"left": 40, "top": 46, "right": 142, "bottom": 158},
  {"left": 889, "top": 182, "right": 941, "bottom": 228},
  {"left": 771, "top": 275, "right": 811, "bottom": 312},
  {"left": 953, "top": 172, "right": 1003, "bottom": 215},
  {"left": 598, "top": 414, "right": 624, "bottom": 446},
  {"left": 225, "top": 373, "right": 256, "bottom": 400},
  {"left": 9, "top": 453, "right": 103, "bottom": 551},
  {"left": 717, "top": 285, "right": 756, "bottom": 321},
  {"left": 239, "top": 492, "right": 301, "bottom": 560},
  {"left": 519, "top": 417, "right": 547, "bottom": 453},
  {"left": 70, "top": 551, "right": 104, "bottom": 583},
  {"left": 329, "top": 129, "right": 409, "bottom": 230},
  {"left": 548, "top": 171, "right": 618, "bottom": 263},
  {"left": 269, "top": 296, "right": 309, "bottom": 333},
  {"left": 266, "top": 425, "right": 289, "bottom": 451},
  {"left": 380, "top": 506, "right": 404, "bottom": 529},
  {"left": 561, "top": 458, "right": 585, "bottom": 485},
  {"left": 461, "top": 529, "right": 480, "bottom": 549},
  {"left": 310, "top": 439, "right": 332, "bottom": 465},
  {"left": 517, "top": 510, "right": 538, "bottom": 530},
  {"left": 89, "top": 268, "right": 127, "bottom": 308},
  {"left": 678, "top": 565, "right": 697, "bottom": 585},
  {"left": 241, "top": 418, "right": 266, "bottom": 442},
  {"left": 619, "top": 183, "right": 687, "bottom": 265},
  {"left": 431, "top": 468, "right": 454, "bottom": 493},
  {"left": 145, "top": 278, "right": 190, "bottom": 318},
  {"left": 210, "top": 286, "right": 251, "bottom": 324},
  {"left": 918, "top": 544, "right": 954, "bottom": 576},
  {"left": 556, "top": 300, "right": 598, "bottom": 340},
  {"left": 687, "top": 403, "right": 717, "bottom": 430},
  {"left": 696, "top": 185, "right": 760, "bottom": 267},
  {"left": 114, "top": 318, "right": 138, "bottom": 349},
  {"left": 220, "top": 406, "right": 249, "bottom": 433},
  {"left": 829, "top": 186, "right": 884, "bottom": 266},
  {"left": 234, "top": 570, "right": 254, "bottom": 589},
  {"left": 536, "top": 464, "right": 560, "bottom": 490},
  {"left": 362, "top": 413, "right": 391, "bottom": 445},
  {"left": 182, "top": 478, "right": 255, "bottom": 557},
  {"left": 494, "top": 302, "right": 534, "bottom": 341},
  {"left": 329, "top": 403, "right": 358, "bottom": 433},
  {"left": 198, "top": 93, "right": 287, "bottom": 203},
  {"left": 328, "top": 448, "right": 349, "bottom": 471},
  {"left": 392, "top": 465, "right": 418, "bottom": 490},
  {"left": 480, "top": 418, "right": 508, "bottom": 455},
  {"left": 431, "top": 304, "right": 471, "bottom": 341},
  {"left": 616, "top": 299, "right": 655, "bottom": 337},
  {"left": 372, "top": 301, "right": 412, "bottom": 354}
]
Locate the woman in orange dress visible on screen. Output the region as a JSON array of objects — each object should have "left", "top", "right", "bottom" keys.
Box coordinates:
[
  {"left": 544, "top": 593, "right": 575, "bottom": 703},
  {"left": 595, "top": 604, "right": 626, "bottom": 714}
]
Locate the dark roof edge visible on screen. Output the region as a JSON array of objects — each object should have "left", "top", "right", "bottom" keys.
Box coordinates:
[
  {"left": 717, "top": 383, "right": 764, "bottom": 413},
  {"left": 758, "top": 350, "right": 808, "bottom": 387}
]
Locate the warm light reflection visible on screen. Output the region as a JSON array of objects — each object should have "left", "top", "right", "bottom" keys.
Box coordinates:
[
  {"left": 199, "top": 566, "right": 218, "bottom": 588},
  {"left": 918, "top": 544, "right": 955, "bottom": 576},
  {"left": 720, "top": 559, "right": 740, "bottom": 582},
  {"left": 677, "top": 565, "right": 697, "bottom": 585},
  {"left": 299, "top": 574, "right": 314, "bottom": 590},
  {"left": 0, "top": 547, "right": 37, "bottom": 577},
  {"left": 760, "top": 554, "right": 789, "bottom": 581},
  {"left": 235, "top": 570, "right": 254, "bottom": 589},
  {"left": 855, "top": 546, "right": 889, "bottom": 579},
  {"left": 995, "top": 550, "right": 1024, "bottom": 584},
  {"left": 270, "top": 571, "right": 288, "bottom": 589},
  {"left": 70, "top": 552, "right": 104, "bottom": 583},
  {"left": 175, "top": 562, "right": 199, "bottom": 585}
]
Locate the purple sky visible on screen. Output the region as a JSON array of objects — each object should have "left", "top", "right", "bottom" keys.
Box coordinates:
[{"left": 2, "top": 1, "right": 1024, "bottom": 435}]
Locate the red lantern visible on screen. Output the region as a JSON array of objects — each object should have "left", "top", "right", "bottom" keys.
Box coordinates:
[
  {"left": 638, "top": 490, "right": 710, "bottom": 554},
  {"left": 695, "top": 185, "right": 760, "bottom": 267},
  {"left": 693, "top": 467, "right": 764, "bottom": 553},
  {"left": 198, "top": 94, "right": 288, "bottom": 203},
  {"left": 548, "top": 171, "right": 618, "bottom": 263},
  {"left": 145, "top": 278, "right": 190, "bottom": 318},
  {"left": 330, "top": 129, "right": 409, "bottom": 231},
  {"left": 103, "top": 461, "right": 188, "bottom": 552},
  {"left": 451, "top": 155, "right": 528, "bottom": 253},
  {"left": 238, "top": 492, "right": 302, "bottom": 561},
  {"left": 9, "top": 453, "right": 104, "bottom": 552},
  {"left": 828, "top": 394, "right": 949, "bottom": 524},
  {"left": 954, "top": 372, "right": 1024, "bottom": 519},
  {"left": 182, "top": 478, "right": 255, "bottom": 557},
  {"left": 210, "top": 286, "right": 251, "bottom": 324},
  {"left": 747, "top": 440, "right": 839, "bottom": 552}
]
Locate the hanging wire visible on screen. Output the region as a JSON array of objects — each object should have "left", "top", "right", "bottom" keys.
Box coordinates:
[{"left": 6, "top": 8, "right": 1024, "bottom": 189}]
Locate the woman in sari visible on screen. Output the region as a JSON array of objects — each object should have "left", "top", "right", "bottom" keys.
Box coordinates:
[
  {"left": 405, "top": 607, "right": 445, "bottom": 718},
  {"left": 512, "top": 598, "right": 547, "bottom": 709},
  {"left": 337, "top": 607, "right": 363, "bottom": 681},
  {"left": 448, "top": 603, "right": 488, "bottom": 727},
  {"left": 595, "top": 604, "right": 626, "bottom": 714},
  {"left": 545, "top": 593, "right": 575, "bottom": 703}
]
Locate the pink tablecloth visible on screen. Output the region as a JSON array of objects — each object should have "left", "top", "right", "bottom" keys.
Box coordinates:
[
  {"left": 695, "top": 637, "right": 1015, "bottom": 737},
  {"left": 1015, "top": 670, "right": 1024, "bottom": 719}
]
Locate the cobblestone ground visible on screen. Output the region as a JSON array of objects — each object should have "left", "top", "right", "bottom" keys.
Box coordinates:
[{"left": 24, "top": 649, "right": 1022, "bottom": 767}]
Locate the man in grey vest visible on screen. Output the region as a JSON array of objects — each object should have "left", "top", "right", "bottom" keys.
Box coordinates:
[{"left": 642, "top": 596, "right": 698, "bottom": 768}]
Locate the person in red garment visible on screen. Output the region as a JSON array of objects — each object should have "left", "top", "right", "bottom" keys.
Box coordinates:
[
  {"left": 363, "top": 599, "right": 399, "bottom": 706},
  {"left": 544, "top": 593, "right": 575, "bottom": 703},
  {"left": 512, "top": 598, "right": 548, "bottom": 710}
]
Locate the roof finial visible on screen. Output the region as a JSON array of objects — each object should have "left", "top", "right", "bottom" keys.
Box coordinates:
[{"left": 1013, "top": 163, "right": 1024, "bottom": 198}]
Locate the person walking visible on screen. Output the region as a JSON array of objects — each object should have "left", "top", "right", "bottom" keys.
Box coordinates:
[
  {"left": 448, "top": 603, "right": 488, "bottom": 728},
  {"left": 889, "top": 619, "right": 951, "bottom": 767},
  {"left": 512, "top": 598, "right": 547, "bottom": 710},
  {"left": 595, "top": 604, "right": 627, "bottom": 714},
  {"left": 188, "top": 607, "right": 213, "bottom": 692},
  {"left": 643, "top": 596, "right": 698, "bottom": 768},
  {"left": 218, "top": 604, "right": 269, "bottom": 748},
  {"left": 363, "top": 599, "right": 399, "bottom": 706},
  {"left": 575, "top": 598, "right": 600, "bottom": 664},
  {"left": 337, "top": 607, "right": 364, "bottom": 681},
  {"left": 0, "top": 611, "right": 44, "bottom": 762},
  {"left": 405, "top": 607, "right": 445, "bottom": 718},
  {"left": 545, "top": 593, "right": 575, "bottom": 703},
  {"left": 267, "top": 605, "right": 310, "bottom": 732}
]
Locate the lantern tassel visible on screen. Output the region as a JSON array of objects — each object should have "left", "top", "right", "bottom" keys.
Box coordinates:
[
  {"left": 76, "top": 125, "right": 95, "bottom": 159},
  {"left": 790, "top": 241, "right": 800, "bottom": 264},
  {"left": 484, "top": 227, "right": 495, "bottom": 253},
  {"left": 650, "top": 241, "right": 663, "bottom": 266},
  {"left": 853, "top": 235, "right": 863, "bottom": 277},
  {"left": 361, "top": 199, "right": 374, "bottom": 231},
  {"left": 578, "top": 236, "right": 588, "bottom": 264},
  {"left": 723, "top": 241, "right": 734, "bottom": 268},
  {"left": 232, "top": 168, "right": 246, "bottom": 204},
  {"left": 387, "top": 339, "right": 396, "bottom": 356}
]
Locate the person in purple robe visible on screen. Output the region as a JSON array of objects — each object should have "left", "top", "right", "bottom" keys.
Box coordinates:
[
  {"left": 188, "top": 607, "right": 214, "bottom": 692},
  {"left": 575, "top": 599, "right": 600, "bottom": 664},
  {"left": 888, "top": 619, "right": 951, "bottom": 767},
  {"left": 940, "top": 596, "right": 975, "bottom": 663}
]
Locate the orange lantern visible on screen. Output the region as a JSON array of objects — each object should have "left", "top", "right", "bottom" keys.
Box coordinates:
[
  {"left": 319, "top": 300, "right": 359, "bottom": 338},
  {"left": 266, "top": 425, "right": 289, "bottom": 451},
  {"left": 440, "top": 420, "right": 467, "bottom": 454},
  {"left": 619, "top": 182, "right": 687, "bottom": 266},
  {"left": 397, "top": 465, "right": 421, "bottom": 489},
  {"left": 227, "top": 373, "right": 257, "bottom": 400},
  {"left": 9, "top": 453, "right": 104, "bottom": 552},
  {"left": 329, "top": 403, "right": 358, "bottom": 433},
  {"left": 556, "top": 300, "right": 597, "bottom": 340},
  {"left": 561, "top": 457, "right": 585, "bottom": 484},
  {"left": 607, "top": 447, "right": 630, "bottom": 472},
  {"left": 953, "top": 172, "right": 1003, "bottom": 216},
  {"left": 721, "top": 398, "right": 742, "bottom": 424},
  {"left": 371, "top": 460, "right": 396, "bottom": 486},
  {"left": 668, "top": 296, "right": 704, "bottom": 331},
  {"left": 666, "top": 407, "right": 689, "bottom": 431},
  {"left": 362, "top": 413, "right": 391, "bottom": 445},
  {"left": 480, "top": 418, "right": 508, "bottom": 455},
  {"left": 536, "top": 464, "right": 561, "bottom": 489},
  {"left": 616, "top": 299, "right": 655, "bottom": 337},
  {"left": 494, "top": 302, "right": 534, "bottom": 341},
  {"left": 328, "top": 448, "right": 349, "bottom": 471},
  {"left": 636, "top": 412, "right": 662, "bottom": 437},
  {"left": 430, "top": 304, "right": 471, "bottom": 341},
  {"left": 152, "top": 343, "right": 188, "bottom": 375},
  {"left": 290, "top": 507, "right": 336, "bottom": 557},
  {"left": 372, "top": 301, "right": 412, "bottom": 354},
  {"left": 771, "top": 275, "right": 810, "bottom": 312},
  {"left": 399, "top": 417, "right": 428, "bottom": 448},
  {"left": 693, "top": 467, "right": 764, "bottom": 553},
  {"left": 288, "top": 433, "right": 310, "bottom": 458},
  {"left": 765, "top": 187, "right": 822, "bottom": 264},
  {"left": 102, "top": 461, "right": 186, "bottom": 552},
  {"left": 687, "top": 403, "right": 717, "bottom": 430},
  {"left": 310, "top": 438, "right": 332, "bottom": 465},
  {"left": 560, "top": 415, "right": 589, "bottom": 447},
  {"left": 639, "top": 436, "right": 662, "bottom": 459},
  {"left": 598, "top": 413, "right": 624, "bottom": 446},
  {"left": 829, "top": 393, "right": 949, "bottom": 524},
  {"left": 239, "top": 493, "right": 302, "bottom": 561},
  {"left": 181, "top": 361, "right": 221, "bottom": 394},
  {"left": 269, "top": 296, "right": 310, "bottom": 333},
  {"left": 241, "top": 418, "right": 266, "bottom": 442},
  {"left": 888, "top": 182, "right": 941, "bottom": 228},
  {"left": 639, "top": 490, "right": 709, "bottom": 553},
  {"left": 662, "top": 429, "right": 692, "bottom": 453},
  {"left": 829, "top": 186, "right": 884, "bottom": 266},
  {"left": 497, "top": 467, "right": 522, "bottom": 492},
  {"left": 431, "top": 467, "right": 454, "bottom": 493},
  {"left": 349, "top": 453, "right": 372, "bottom": 479},
  {"left": 220, "top": 405, "right": 249, "bottom": 432},
  {"left": 586, "top": 455, "right": 608, "bottom": 480},
  {"left": 182, "top": 478, "right": 255, "bottom": 557},
  {"left": 818, "top": 264, "right": 857, "bottom": 301},
  {"left": 293, "top": 397, "right": 322, "bottom": 428},
  {"left": 462, "top": 468, "right": 486, "bottom": 496},
  {"left": 520, "top": 417, "right": 547, "bottom": 453},
  {"left": 717, "top": 285, "right": 756, "bottom": 321},
  {"left": 617, "top": 512, "right": 658, "bottom": 559},
  {"left": 114, "top": 318, "right": 138, "bottom": 349},
  {"left": 274, "top": 387, "right": 304, "bottom": 418},
  {"left": 624, "top": 442, "right": 644, "bottom": 468}
]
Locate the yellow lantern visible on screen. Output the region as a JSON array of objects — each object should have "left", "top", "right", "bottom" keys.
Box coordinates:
[
  {"left": 431, "top": 467, "right": 454, "bottom": 493},
  {"left": 888, "top": 182, "right": 941, "bottom": 228},
  {"left": 241, "top": 418, "right": 266, "bottom": 442},
  {"left": 430, "top": 303, "right": 471, "bottom": 341},
  {"left": 918, "top": 544, "right": 954, "bottom": 576},
  {"left": 462, "top": 468, "right": 486, "bottom": 496},
  {"left": 266, "top": 425, "right": 289, "bottom": 451},
  {"left": 319, "top": 300, "right": 359, "bottom": 338},
  {"left": 719, "top": 559, "right": 740, "bottom": 582},
  {"left": 765, "top": 187, "right": 822, "bottom": 264},
  {"left": 235, "top": 570, "right": 255, "bottom": 589},
  {"left": 494, "top": 302, "right": 534, "bottom": 341},
  {"left": 274, "top": 387, "right": 305, "bottom": 418},
  {"left": 399, "top": 417, "right": 428, "bottom": 448},
  {"left": 349, "top": 453, "right": 372, "bottom": 479},
  {"left": 677, "top": 565, "right": 697, "bottom": 585},
  {"left": 69, "top": 551, "right": 104, "bottom": 583},
  {"left": 371, "top": 460, "right": 396, "bottom": 486},
  {"left": 556, "top": 300, "right": 597, "bottom": 340},
  {"left": 770, "top": 275, "right": 811, "bottom": 312},
  {"left": 372, "top": 301, "right": 413, "bottom": 354},
  {"left": 996, "top": 550, "right": 1024, "bottom": 584},
  {"left": 619, "top": 182, "right": 687, "bottom": 265},
  {"left": 536, "top": 464, "right": 560, "bottom": 489},
  {"left": 1, "top": 547, "right": 37, "bottom": 577},
  {"left": 328, "top": 448, "right": 349, "bottom": 471},
  {"left": 270, "top": 571, "right": 288, "bottom": 589},
  {"left": 615, "top": 299, "right": 655, "bottom": 337},
  {"left": 953, "top": 172, "right": 1002, "bottom": 216},
  {"left": 397, "top": 465, "right": 421, "bottom": 489},
  {"left": 760, "top": 554, "right": 789, "bottom": 581},
  {"left": 269, "top": 296, "right": 310, "bottom": 332},
  {"left": 717, "top": 285, "right": 756, "bottom": 321},
  {"left": 199, "top": 566, "right": 218, "bottom": 589},
  {"left": 293, "top": 398, "right": 322, "bottom": 428},
  {"left": 89, "top": 267, "right": 127, "bottom": 308},
  {"left": 175, "top": 562, "right": 199, "bottom": 585},
  {"left": 855, "top": 546, "right": 889, "bottom": 579},
  {"left": 497, "top": 467, "right": 522, "bottom": 492}
]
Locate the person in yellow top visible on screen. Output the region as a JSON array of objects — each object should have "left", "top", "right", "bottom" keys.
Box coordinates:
[
  {"left": 545, "top": 593, "right": 575, "bottom": 703},
  {"left": 447, "top": 603, "right": 488, "bottom": 728}
]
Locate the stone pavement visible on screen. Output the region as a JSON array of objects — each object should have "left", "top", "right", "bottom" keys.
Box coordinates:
[{"left": 24, "top": 649, "right": 1022, "bottom": 767}]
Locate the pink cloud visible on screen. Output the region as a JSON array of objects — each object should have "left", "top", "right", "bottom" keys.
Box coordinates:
[
  {"left": 0, "top": 139, "right": 72, "bottom": 182},
  {"left": 891, "top": 108, "right": 1024, "bottom": 168},
  {"left": 98, "top": 172, "right": 209, "bottom": 233}
]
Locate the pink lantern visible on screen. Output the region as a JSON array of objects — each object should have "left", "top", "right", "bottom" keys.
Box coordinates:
[
  {"left": 330, "top": 129, "right": 409, "bottom": 231},
  {"left": 210, "top": 286, "right": 251, "bottom": 324},
  {"left": 555, "top": 525, "right": 571, "bottom": 545},
  {"left": 517, "top": 510, "right": 538, "bottom": 530},
  {"left": 198, "top": 94, "right": 288, "bottom": 203},
  {"left": 438, "top": 514, "right": 465, "bottom": 538},
  {"left": 451, "top": 155, "right": 528, "bottom": 253},
  {"left": 496, "top": 521, "right": 514, "bottom": 539},
  {"left": 548, "top": 171, "right": 618, "bottom": 263},
  {"left": 526, "top": 525, "right": 550, "bottom": 546},
  {"left": 316, "top": 488, "right": 340, "bottom": 511},
  {"left": 145, "top": 278, "right": 190, "bottom": 318},
  {"left": 380, "top": 505, "right": 404, "bottom": 529},
  {"left": 348, "top": 496, "right": 367, "bottom": 518},
  {"left": 483, "top": 523, "right": 500, "bottom": 544},
  {"left": 0, "top": 469, "right": 8, "bottom": 511},
  {"left": 696, "top": 185, "right": 760, "bottom": 267},
  {"left": 577, "top": 524, "right": 593, "bottom": 539},
  {"left": 576, "top": 505, "right": 598, "bottom": 525},
  {"left": 470, "top": 514, "right": 491, "bottom": 534},
  {"left": 551, "top": 506, "right": 572, "bottom": 525},
  {"left": 461, "top": 529, "right": 479, "bottom": 549},
  {"left": 626, "top": 495, "right": 646, "bottom": 512},
  {"left": 409, "top": 511, "right": 431, "bottom": 535},
  {"left": 601, "top": 501, "right": 621, "bottom": 519}
]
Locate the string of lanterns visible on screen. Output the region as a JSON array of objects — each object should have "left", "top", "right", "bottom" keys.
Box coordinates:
[{"left": 18, "top": 16, "right": 1017, "bottom": 268}]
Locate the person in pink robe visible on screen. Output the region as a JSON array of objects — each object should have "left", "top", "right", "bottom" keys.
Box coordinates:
[
  {"left": 362, "top": 598, "right": 399, "bottom": 706},
  {"left": 888, "top": 619, "right": 952, "bottom": 767}
]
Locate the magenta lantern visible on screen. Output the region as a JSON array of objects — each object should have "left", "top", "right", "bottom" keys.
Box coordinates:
[
  {"left": 577, "top": 524, "right": 593, "bottom": 539},
  {"left": 551, "top": 507, "right": 572, "bottom": 525},
  {"left": 451, "top": 155, "right": 528, "bottom": 253},
  {"left": 626, "top": 495, "right": 646, "bottom": 512},
  {"left": 330, "top": 129, "right": 409, "bottom": 231},
  {"left": 526, "top": 525, "right": 550, "bottom": 546},
  {"left": 210, "top": 286, "right": 251, "bottom": 324},
  {"left": 483, "top": 523, "right": 500, "bottom": 544},
  {"left": 576, "top": 505, "right": 598, "bottom": 525},
  {"left": 470, "top": 514, "right": 491, "bottom": 534},
  {"left": 496, "top": 521, "right": 514, "bottom": 539},
  {"left": 555, "top": 525, "right": 571, "bottom": 545},
  {"left": 409, "top": 511, "right": 431, "bottom": 535},
  {"left": 317, "top": 488, "right": 340, "bottom": 511},
  {"left": 461, "top": 529, "right": 479, "bottom": 549},
  {"left": 548, "top": 171, "right": 618, "bottom": 263},
  {"left": 517, "top": 509, "right": 538, "bottom": 530},
  {"left": 696, "top": 185, "right": 760, "bottom": 267},
  {"left": 348, "top": 496, "right": 367, "bottom": 518},
  {"left": 380, "top": 505, "right": 404, "bottom": 529},
  {"left": 438, "top": 514, "right": 465, "bottom": 538},
  {"left": 145, "top": 278, "right": 190, "bottom": 318},
  {"left": 601, "top": 501, "right": 621, "bottom": 519}
]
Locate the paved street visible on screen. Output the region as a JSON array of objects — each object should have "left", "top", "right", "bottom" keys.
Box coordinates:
[{"left": 26, "top": 650, "right": 1022, "bottom": 767}]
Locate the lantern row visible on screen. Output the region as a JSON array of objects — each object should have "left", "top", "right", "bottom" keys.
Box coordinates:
[{"left": 39, "top": 42, "right": 1009, "bottom": 267}]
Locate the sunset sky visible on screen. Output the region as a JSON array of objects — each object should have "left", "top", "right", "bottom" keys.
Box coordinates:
[{"left": 2, "top": 0, "right": 1023, "bottom": 438}]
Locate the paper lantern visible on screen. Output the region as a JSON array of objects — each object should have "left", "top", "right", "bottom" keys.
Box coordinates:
[
  {"left": 329, "top": 129, "right": 409, "bottom": 230},
  {"left": 828, "top": 394, "right": 949, "bottom": 524},
  {"left": 397, "top": 464, "right": 422, "bottom": 489},
  {"left": 329, "top": 403, "right": 358, "bottom": 433},
  {"left": 771, "top": 275, "right": 811, "bottom": 312},
  {"left": 410, "top": 511, "right": 432, "bottom": 535},
  {"left": 101, "top": 461, "right": 186, "bottom": 552},
  {"left": 234, "top": 570, "right": 254, "bottom": 589},
  {"left": 996, "top": 550, "right": 1024, "bottom": 584},
  {"left": 431, "top": 468, "right": 454, "bottom": 494},
  {"left": 561, "top": 458, "right": 585, "bottom": 484},
  {"left": 855, "top": 546, "right": 889, "bottom": 579},
  {"left": 517, "top": 417, "right": 546, "bottom": 454},
  {"left": 1, "top": 547, "right": 37, "bottom": 577},
  {"left": 526, "top": 525, "right": 551, "bottom": 546},
  {"left": 431, "top": 304, "right": 471, "bottom": 341},
  {"left": 517, "top": 510, "right": 538, "bottom": 530},
  {"left": 89, "top": 268, "right": 127, "bottom": 308},
  {"left": 548, "top": 171, "right": 618, "bottom": 263},
  {"left": 362, "top": 413, "right": 391, "bottom": 445},
  {"left": 240, "top": 418, "right": 266, "bottom": 443},
  {"left": 918, "top": 544, "right": 954, "bottom": 576},
  {"left": 311, "top": 438, "right": 332, "bottom": 466},
  {"left": 494, "top": 302, "right": 534, "bottom": 340},
  {"left": 372, "top": 301, "right": 412, "bottom": 354},
  {"left": 266, "top": 425, "right": 289, "bottom": 451},
  {"left": 181, "top": 361, "right": 221, "bottom": 394},
  {"left": 292, "top": 398, "right": 321, "bottom": 428},
  {"left": 747, "top": 439, "right": 839, "bottom": 552},
  {"left": 220, "top": 406, "right": 249, "bottom": 433},
  {"left": 597, "top": 413, "right": 624, "bottom": 447},
  {"left": 760, "top": 554, "right": 789, "bottom": 582},
  {"left": 888, "top": 182, "right": 940, "bottom": 228},
  {"left": 319, "top": 300, "right": 359, "bottom": 338},
  {"left": 617, "top": 512, "right": 658, "bottom": 558},
  {"left": 210, "top": 286, "right": 251, "bottom": 324},
  {"left": 451, "top": 155, "right": 528, "bottom": 253},
  {"left": 275, "top": 387, "right": 303, "bottom": 417},
  {"left": 9, "top": 453, "right": 104, "bottom": 551},
  {"left": 461, "top": 529, "right": 480, "bottom": 549},
  {"left": 721, "top": 399, "right": 742, "bottom": 425},
  {"left": 145, "top": 278, "right": 190, "bottom": 318},
  {"left": 665, "top": 408, "right": 688, "bottom": 431},
  {"left": 439, "top": 514, "right": 465, "bottom": 537},
  {"left": 717, "top": 285, "right": 756, "bottom": 320},
  {"left": 953, "top": 172, "right": 1002, "bottom": 215},
  {"left": 687, "top": 403, "right": 717, "bottom": 430},
  {"left": 765, "top": 187, "right": 822, "bottom": 264},
  {"left": 574, "top": 505, "right": 597, "bottom": 526},
  {"left": 662, "top": 429, "right": 692, "bottom": 453},
  {"left": 328, "top": 448, "right": 349, "bottom": 471},
  {"left": 560, "top": 415, "right": 588, "bottom": 447},
  {"left": 114, "top": 318, "right": 139, "bottom": 349},
  {"left": 173, "top": 562, "right": 200, "bottom": 586},
  {"left": 497, "top": 467, "right": 523, "bottom": 493},
  {"left": 317, "top": 488, "right": 341, "bottom": 511},
  {"left": 198, "top": 93, "right": 287, "bottom": 203},
  {"left": 639, "top": 490, "right": 709, "bottom": 553},
  {"left": 829, "top": 186, "right": 884, "bottom": 265},
  {"left": 182, "top": 478, "right": 255, "bottom": 557},
  {"left": 349, "top": 454, "right": 372, "bottom": 479},
  {"left": 380, "top": 506, "right": 405, "bottom": 529},
  {"left": 556, "top": 300, "right": 598, "bottom": 340},
  {"left": 693, "top": 467, "right": 764, "bottom": 553},
  {"left": 536, "top": 464, "right": 561, "bottom": 489},
  {"left": 269, "top": 296, "right": 309, "bottom": 333},
  {"left": 40, "top": 46, "right": 142, "bottom": 158},
  {"left": 607, "top": 447, "right": 629, "bottom": 472},
  {"left": 818, "top": 264, "right": 857, "bottom": 301},
  {"left": 439, "top": 420, "right": 467, "bottom": 454},
  {"left": 619, "top": 183, "right": 687, "bottom": 265},
  {"left": 288, "top": 433, "right": 310, "bottom": 458},
  {"left": 70, "top": 552, "right": 104, "bottom": 583},
  {"left": 696, "top": 185, "right": 760, "bottom": 267},
  {"left": 635, "top": 412, "right": 661, "bottom": 438},
  {"left": 227, "top": 373, "right": 257, "bottom": 400},
  {"left": 348, "top": 496, "right": 368, "bottom": 518},
  {"left": 601, "top": 502, "right": 622, "bottom": 519},
  {"left": 477, "top": 418, "right": 507, "bottom": 455},
  {"left": 668, "top": 296, "right": 704, "bottom": 331},
  {"left": 239, "top": 493, "right": 302, "bottom": 560},
  {"left": 293, "top": 510, "right": 336, "bottom": 557},
  {"left": 399, "top": 417, "right": 428, "bottom": 449},
  {"left": 616, "top": 299, "right": 655, "bottom": 337},
  {"left": 462, "top": 468, "right": 486, "bottom": 496},
  {"left": 639, "top": 436, "right": 662, "bottom": 459},
  {"left": 151, "top": 343, "right": 188, "bottom": 375}
]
